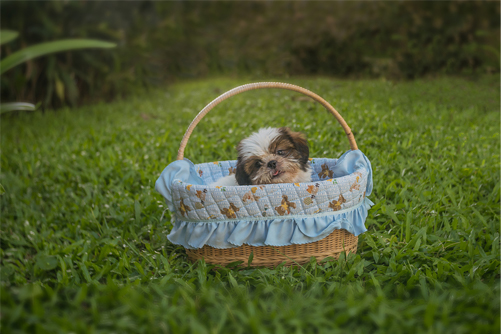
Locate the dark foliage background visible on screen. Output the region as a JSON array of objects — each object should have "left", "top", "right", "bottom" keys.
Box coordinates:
[{"left": 1, "top": 1, "right": 499, "bottom": 109}]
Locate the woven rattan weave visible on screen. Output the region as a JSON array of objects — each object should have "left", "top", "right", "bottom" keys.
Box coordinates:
[{"left": 186, "top": 229, "right": 358, "bottom": 267}]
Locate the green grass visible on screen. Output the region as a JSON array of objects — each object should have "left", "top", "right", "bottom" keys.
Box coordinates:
[{"left": 1, "top": 75, "right": 500, "bottom": 333}]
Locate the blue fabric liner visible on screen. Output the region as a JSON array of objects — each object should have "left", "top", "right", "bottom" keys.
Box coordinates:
[
  {"left": 155, "top": 149, "right": 374, "bottom": 249},
  {"left": 155, "top": 150, "right": 373, "bottom": 206},
  {"left": 167, "top": 197, "right": 373, "bottom": 249},
  {"left": 155, "top": 158, "right": 204, "bottom": 212},
  {"left": 335, "top": 149, "right": 373, "bottom": 196}
]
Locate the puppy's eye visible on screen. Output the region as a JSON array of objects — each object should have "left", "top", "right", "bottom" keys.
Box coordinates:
[
  {"left": 255, "top": 161, "right": 262, "bottom": 167},
  {"left": 277, "top": 150, "right": 286, "bottom": 156}
]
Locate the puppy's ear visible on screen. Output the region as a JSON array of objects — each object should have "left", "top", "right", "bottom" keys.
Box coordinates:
[
  {"left": 235, "top": 142, "right": 251, "bottom": 185},
  {"left": 281, "top": 127, "right": 309, "bottom": 164},
  {"left": 235, "top": 157, "right": 251, "bottom": 185}
]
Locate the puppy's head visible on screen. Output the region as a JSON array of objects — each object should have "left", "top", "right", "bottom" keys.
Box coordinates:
[{"left": 235, "top": 127, "right": 310, "bottom": 185}]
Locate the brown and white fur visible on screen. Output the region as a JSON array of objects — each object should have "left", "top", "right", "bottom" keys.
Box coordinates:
[{"left": 211, "top": 127, "right": 312, "bottom": 186}]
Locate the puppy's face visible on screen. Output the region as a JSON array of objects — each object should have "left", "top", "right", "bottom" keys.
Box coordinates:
[{"left": 235, "top": 127, "right": 310, "bottom": 185}]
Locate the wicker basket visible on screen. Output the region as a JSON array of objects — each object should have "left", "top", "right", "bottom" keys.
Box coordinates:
[
  {"left": 165, "top": 82, "right": 367, "bottom": 267},
  {"left": 186, "top": 229, "right": 358, "bottom": 267}
]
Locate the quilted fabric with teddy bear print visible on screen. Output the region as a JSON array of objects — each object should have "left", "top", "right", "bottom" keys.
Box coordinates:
[{"left": 170, "top": 156, "right": 368, "bottom": 222}]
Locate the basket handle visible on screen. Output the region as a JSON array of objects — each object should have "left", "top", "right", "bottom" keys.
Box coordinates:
[{"left": 177, "top": 82, "right": 358, "bottom": 160}]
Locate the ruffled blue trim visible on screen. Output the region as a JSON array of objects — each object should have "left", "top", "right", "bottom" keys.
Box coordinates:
[{"left": 167, "top": 197, "right": 374, "bottom": 249}]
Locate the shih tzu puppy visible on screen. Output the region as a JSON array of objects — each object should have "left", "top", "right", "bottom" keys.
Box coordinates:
[{"left": 211, "top": 127, "right": 312, "bottom": 186}]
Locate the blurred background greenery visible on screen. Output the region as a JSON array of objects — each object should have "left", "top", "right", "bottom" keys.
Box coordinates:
[{"left": 1, "top": 1, "right": 499, "bottom": 110}]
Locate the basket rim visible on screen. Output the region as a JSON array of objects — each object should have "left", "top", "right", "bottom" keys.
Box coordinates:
[
  {"left": 175, "top": 155, "right": 367, "bottom": 191},
  {"left": 172, "top": 196, "right": 368, "bottom": 223}
]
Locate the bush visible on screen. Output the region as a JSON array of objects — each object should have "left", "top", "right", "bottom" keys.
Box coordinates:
[{"left": 1, "top": 1, "right": 499, "bottom": 109}]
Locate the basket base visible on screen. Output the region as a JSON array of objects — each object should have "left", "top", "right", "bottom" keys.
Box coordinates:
[{"left": 185, "top": 229, "right": 358, "bottom": 267}]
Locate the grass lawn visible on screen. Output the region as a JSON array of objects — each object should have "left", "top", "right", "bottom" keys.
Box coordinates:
[{"left": 1, "top": 75, "right": 500, "bottom": 333}]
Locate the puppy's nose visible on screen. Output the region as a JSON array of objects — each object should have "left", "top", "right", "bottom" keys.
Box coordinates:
[{"left": 267, "top": 160, "right": 277, "bottom": 169}]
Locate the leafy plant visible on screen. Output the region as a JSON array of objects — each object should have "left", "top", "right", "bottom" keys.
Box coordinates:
[
  {"left": 0, "top": 29, "right": 115, "bottom": 113},
  {"left": 0, "top": 38, "right": 116, "bottom": 75},
  {"left": 0, "top": 102, "right": 38, "bottom": 113},
  {"left": 0, "top": 30, "right": 18, "bottom": 45}
]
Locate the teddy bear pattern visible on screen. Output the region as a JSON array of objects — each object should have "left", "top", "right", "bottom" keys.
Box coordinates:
[
  {"left": 275, "top": 195, "right": 297, "bottom": 216},
  {"left": 172, "top": 158, "right": 368, "bottom": 221}
]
